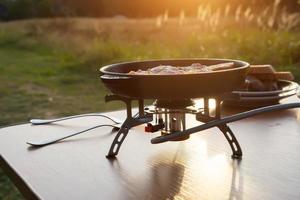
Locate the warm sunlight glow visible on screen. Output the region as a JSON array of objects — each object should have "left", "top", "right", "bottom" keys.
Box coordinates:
[
  {"left": 194, "top": 98, "right": 217, "bottom": 110},
  {"left": 203, "top": 154, "right": 228, "bottom": 178},
  {"left": 172, "top": 137, "right": 234, "bottom": 199}
]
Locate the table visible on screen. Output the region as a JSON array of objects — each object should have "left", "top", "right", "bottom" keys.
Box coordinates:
[{"left": 1, "top": 97, "right": 300, "bottom": 200}]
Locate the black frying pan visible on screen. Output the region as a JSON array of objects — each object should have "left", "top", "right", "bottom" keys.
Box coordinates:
[{"left": 100, "top": 59, "right": 249, "bottom": 100}]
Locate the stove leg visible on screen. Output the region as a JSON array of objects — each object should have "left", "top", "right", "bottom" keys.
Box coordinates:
[
  {"left": 218, "top": 124, "right": 242, "bottom": 159},
  {"left": 106, "top": 127, "right": 129, "bottom": 159}
]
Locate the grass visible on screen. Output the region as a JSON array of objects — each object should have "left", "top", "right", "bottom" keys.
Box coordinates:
[{"left": 0, "top": 17, "right": 300, "bottom": 199}]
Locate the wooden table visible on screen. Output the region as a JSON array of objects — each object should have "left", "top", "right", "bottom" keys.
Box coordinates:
[{"left": 1, "top": 97, "right": 300, "bottom": 200}]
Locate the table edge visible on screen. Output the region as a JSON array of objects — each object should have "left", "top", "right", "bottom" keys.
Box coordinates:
[{"left": 0, "top": 154, "right": 40, "bottom": 200}]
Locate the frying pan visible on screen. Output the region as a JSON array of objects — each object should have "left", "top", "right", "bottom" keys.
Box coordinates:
[{"left": 100, "top": 59, "right": 249, "bottom": 100}]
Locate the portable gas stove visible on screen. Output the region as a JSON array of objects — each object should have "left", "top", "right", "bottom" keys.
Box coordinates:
[{"left": 104, "top": 94, "right": 244, "bottom": 159}]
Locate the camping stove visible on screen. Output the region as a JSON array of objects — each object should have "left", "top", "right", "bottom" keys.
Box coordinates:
[{"left": 105, "top": 94, "right": 243, "bottom": 159}]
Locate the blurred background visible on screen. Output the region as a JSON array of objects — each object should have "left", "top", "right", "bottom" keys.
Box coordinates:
[{"left": 0, "top": 0, "right": 300, "bottom": 199}]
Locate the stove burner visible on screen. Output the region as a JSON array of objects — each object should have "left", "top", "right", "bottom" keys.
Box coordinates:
[
  {"left": 145, "top": 99, "right": 201, "bottom": 141},
  {"left": 150, "top": 108, "right": 189, "bottom": 141}
]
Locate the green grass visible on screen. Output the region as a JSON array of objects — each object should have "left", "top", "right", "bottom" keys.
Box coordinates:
[
  {"left": 0, "top": 168, "right": 24, "bottom": 200},
  {"left": 0, "top": 30, "right": 122, "bottom": 126},
  {"left": 0, "top": 18, "right": 300, "bottom": 199}
]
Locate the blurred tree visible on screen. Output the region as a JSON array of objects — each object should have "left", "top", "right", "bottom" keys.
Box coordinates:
[
  {"left": 0, "top": 0, "right": 59, "bottom": 19},
  {"left": 1, "top": 0, "right": 299, "bottom": 20},
  {"left": 0, "top": 2, "right": 8, "bottom": 20},
  {"left": 7, "top": 0, "right": 35, "bottom": 19}
]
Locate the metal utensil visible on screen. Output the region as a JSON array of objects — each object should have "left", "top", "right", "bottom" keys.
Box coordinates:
[
  {"left": 27, "top": 124, "right": 121, "bottom": 147},
  {"left": 30, "top": 113, "right": 122, "bottom": 125}
]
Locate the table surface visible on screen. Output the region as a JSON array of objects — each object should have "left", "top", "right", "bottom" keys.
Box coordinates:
[{"left": 1, "top": 97, "right": 300, "bottom": 200}]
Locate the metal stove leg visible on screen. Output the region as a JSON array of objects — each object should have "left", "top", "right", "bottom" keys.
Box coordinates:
[
  {"left": 105, "top": 95, "right": 133, "bottom": 159},
  {"left": 105, "top": 95, "right": 153, "bottom": 158},
  {"left": 106, "top": 126, "right": 129, "bottom": 158},
  {"left": 218, "top": 124, "right": 242, "bottom": 159}
]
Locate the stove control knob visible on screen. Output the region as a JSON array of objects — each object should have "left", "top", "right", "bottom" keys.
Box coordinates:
[{"left": 145, "top": 123, "right": 164, "bottom": 133}]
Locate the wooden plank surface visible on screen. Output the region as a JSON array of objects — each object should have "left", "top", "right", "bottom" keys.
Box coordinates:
[{"left": 1, "top": 97, "right": 300, "bottom": 200}]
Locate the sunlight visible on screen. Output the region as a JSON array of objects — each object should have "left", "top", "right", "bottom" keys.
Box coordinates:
[
  {"left": 203, "top": 154, "right": 228, "bottom": 179},
  {"left": 172, "top": 137, "right": 233, "bottom": 199},
  {"left": 194, "top": 98, "right": 217, "bottom": 110}
]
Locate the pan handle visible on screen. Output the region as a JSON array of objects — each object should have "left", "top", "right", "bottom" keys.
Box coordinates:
[{"left": 100, "top": 74, "right": 132, "bottom": 80}]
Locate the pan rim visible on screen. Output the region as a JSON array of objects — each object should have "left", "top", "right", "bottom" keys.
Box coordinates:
[{"left": 99, "top": 58, "right": 250, "bottom": 77}]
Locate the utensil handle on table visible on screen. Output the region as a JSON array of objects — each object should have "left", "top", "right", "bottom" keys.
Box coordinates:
[
  {"left": 30, "top": 114, "right": 122, "bottom": 125},
  {"left": 27, "top": 124, "right": 121, "bottom": 147}
]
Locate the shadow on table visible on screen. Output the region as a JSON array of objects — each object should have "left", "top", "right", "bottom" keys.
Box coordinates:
[
  {"left": 108, "top": 151, "right": 244, "bottom": 200},
  {"left": 108, "top": 160, "right": 184, "bottom": 200}
]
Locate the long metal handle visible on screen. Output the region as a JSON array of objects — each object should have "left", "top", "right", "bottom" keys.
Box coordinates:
[
  {"left": 100, "top": 75, "right": 131, "bottom": 80},
  {"left": 27, "top": 124, "right": 121, "bottom": 147},
  {"left": 151, "top": 102, "right": 300, "bottom": 144},
  {"left": 30, "top": 113, "right": 122, "bottom": 125}
]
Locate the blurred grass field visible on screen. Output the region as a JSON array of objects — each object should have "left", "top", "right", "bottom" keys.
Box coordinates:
[{"left": 0, "top": 17, "right": 300, "bottom": 199}]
